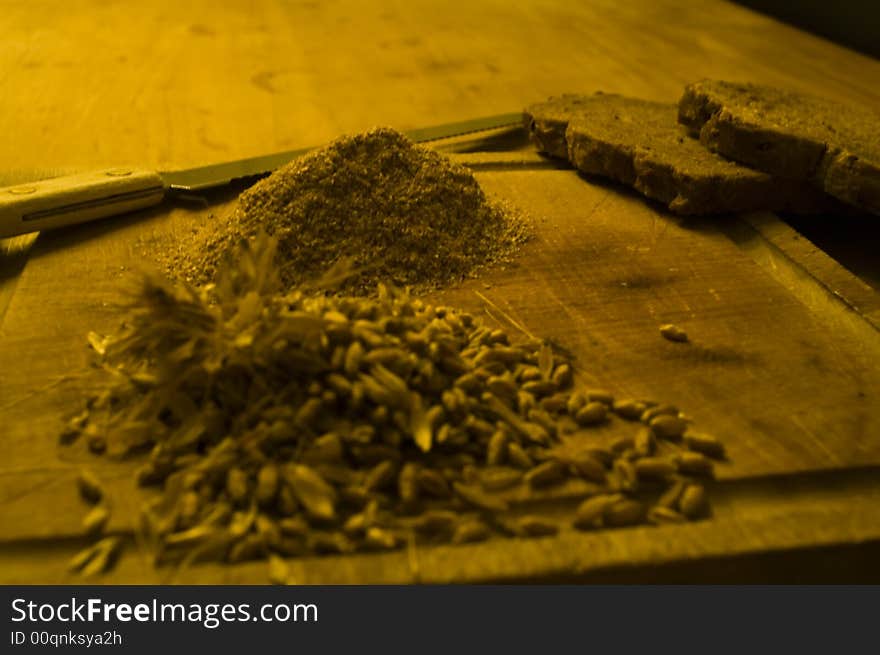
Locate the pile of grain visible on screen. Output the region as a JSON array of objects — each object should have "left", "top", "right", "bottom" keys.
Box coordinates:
[
  {"left": 167, "top": 127, "right": 527, "bottom": 293},
  {"left": 65, "top": 235, "right": 726, "bottom": 575}
]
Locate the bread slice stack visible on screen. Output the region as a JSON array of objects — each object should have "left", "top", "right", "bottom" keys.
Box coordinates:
[{"left": 524, "top": 82, "right": 878, "bottom": 216}]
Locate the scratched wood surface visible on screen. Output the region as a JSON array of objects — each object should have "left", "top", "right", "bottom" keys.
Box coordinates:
[
  {"left": 1, "top": 158, "right": 879, "bottom": 581},
  {"left": 1, "top": 0, "right": 879, "bottom": 583},
  {"left": 3, "top": 0, "right": 879, "bottom": 176}
]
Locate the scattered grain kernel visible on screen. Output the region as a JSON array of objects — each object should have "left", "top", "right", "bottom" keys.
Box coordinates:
[
  {"left": 612, "top": 399, "right": 646, "bottom": 421},
  {"left": 641, "top": 406, "right": 676, "bottom": 424},
  {"left": 82, "top": 505, "right": 110, "bottom": 535},
  {"left": 633, "top": 457, "right": 677, "bottom": 480},
  {"left": 683, "top": 432, "right": 726, "bottom": 459},
  {"left": 267, "top": 554, "right": 290, "bottom": 585},
  {"left": 514, "top": 516, "right": 559, "bottom": 537},
  {"left": 575, "top": 401, "right": 607, "bottom": 426},
  {"left": 524, "top": 460, "right": 567, "bottom": 487},
  {"left": 678, "top": 484, "right": 707, "bottom": 519},
  {"left": 507, "top": 442, "right": 534, "bottom": 470},
  {"left": 659, "top": 324, "right": 688, "bottom": 343},
  {"left": 585, "top": 389, "right": 614, "bottom": 405},
  {"left": 633, "top": 427, "right": 656, "bottom": 456},
  {"left": 647, "top": 505, "right": 687, "bottom": 525},
  {"left": 567, "top": 452, "right": 607, "bottom": 483},
  {"left": 605, "top": 499, "right": 645, "bottom": 527},
  {"left": 676, "top": 452, "right": 715, "bottom": 477},
  {"left": 573, "top": 494, "right": 623, "bottom": 530},
  {"left": 76, "top": 469, "right": 104, "bottom": 505},
  {"left": 452, "top": 520, "right": 491, "bottom": 544},
  {"left": 649, "top": 415, "right": 688, "bottom": 440}
]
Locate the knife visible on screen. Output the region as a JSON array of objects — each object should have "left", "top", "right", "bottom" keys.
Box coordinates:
[{"left": 0, "top": 113, "right": 524, "bottom": 239}]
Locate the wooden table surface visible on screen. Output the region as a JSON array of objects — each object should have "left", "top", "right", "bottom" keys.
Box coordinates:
[{"left": 1, "top": 0, "right": 879, "bottom": 583}]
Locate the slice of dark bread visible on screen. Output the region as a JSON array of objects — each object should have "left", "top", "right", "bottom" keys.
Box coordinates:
[
  {"left": 552, "top": 93, "right": 831, "bottom": 215},
  {"left": 679, "top": 80, "right": 880, "bottom": 215},
  {"left": 525, "top": 94, "right": 598, "bottom": 159}
]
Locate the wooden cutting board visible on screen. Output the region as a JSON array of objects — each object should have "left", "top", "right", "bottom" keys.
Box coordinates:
[
  {"left": 3, "top": 0, "right": 880, "bottom": 583},
  {"left": 1, "top": 137, "right": 879, "bottom": 583}
]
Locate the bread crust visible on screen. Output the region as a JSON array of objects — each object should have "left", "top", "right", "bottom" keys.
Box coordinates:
[
  {"left": 679, "top": 80, "right": 880, "bottom": 215},
  {"left": 527, "top": 93, "right": 834, "bottom": 215},
  {"left": 524, "top": 94, "right": 595, "bottom": 159}
]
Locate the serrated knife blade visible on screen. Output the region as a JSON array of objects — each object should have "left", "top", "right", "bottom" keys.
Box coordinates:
[{"left": 0, "top": 112, "right": 524, "bottom": 239}]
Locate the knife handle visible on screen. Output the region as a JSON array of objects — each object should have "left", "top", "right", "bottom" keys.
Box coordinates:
[{"left": 0, "top": 168, "right": 166, "bottom": 238}]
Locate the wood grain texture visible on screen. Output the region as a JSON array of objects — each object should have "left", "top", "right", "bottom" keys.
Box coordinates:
[
  {"left": 2, "top": 0, "right": 879, "bottom": 175},
  {"left": 1, "top": 0, "right": 880, "bottom": 582}
]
